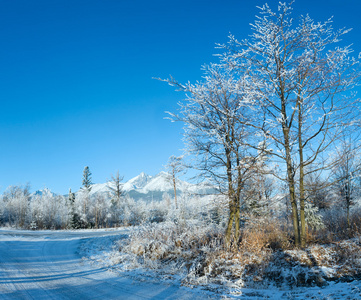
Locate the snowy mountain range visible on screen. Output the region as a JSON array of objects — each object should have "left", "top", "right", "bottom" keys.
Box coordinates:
[{"left": 88, "top": 171, "right": 215, "bottom": 201}]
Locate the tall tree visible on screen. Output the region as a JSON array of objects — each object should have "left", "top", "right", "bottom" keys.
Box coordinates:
[
  {"left": 220, "top": 1, "right": 360, "bottom": 247},
  {"left": 81, "top": 166, "right": 93, "bottom": 223},
  {"left": 161, "top": 63, "right": 262, "bottom": 246},
  {"left": 107, "top": 171, "right": 124, "bottom": 226}
]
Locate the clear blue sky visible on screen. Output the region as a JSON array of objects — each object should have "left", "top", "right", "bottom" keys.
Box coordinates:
[{"left": 0, "top": 0, "right": 360, "bottom": 194}]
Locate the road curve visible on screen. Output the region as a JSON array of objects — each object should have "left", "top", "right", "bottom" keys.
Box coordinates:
[{"left": 0, "top": 229, "right": 207, "bottom": 299}]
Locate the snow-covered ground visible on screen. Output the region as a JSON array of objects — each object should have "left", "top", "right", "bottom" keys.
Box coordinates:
[
  {"left": 0, "top": 228, "right": 214, "bottom": 299},
  {"left": 80, "top": 231, "right": 361, "bottom": 300},
  {"left": 1, "top": 228, "right": 361, "bottom": 299}
]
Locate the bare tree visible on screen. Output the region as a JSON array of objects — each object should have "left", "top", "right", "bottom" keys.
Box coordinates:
[
  {"left": 220, "top": 2, "right": 361, "bottom": 247},
  {"left": 304, "top": 173, "right": 331, "bottom": 211},
  {"left": 331, "top": 138, "right": 361, "bottom": 232},
  {"left": 160, "top": 63, "right": 262, "bottom": 246},
  {"left": 92, "top": 193, "right": 107, "bottom": 228},
  {"left": 165, "top": 155, "right": 185, "bottom": 209}
]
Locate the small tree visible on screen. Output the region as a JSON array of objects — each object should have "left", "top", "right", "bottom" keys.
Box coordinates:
[
  {"left": 82, "top": 166, "right": 93, "bottom": 192},
  {"left": 2, "top": 184, "right": 31, "bottom": 228},
  {"left": 332, "top": 138, "right": 361, "bottom": 232},
  {"left": 107, "top": 171, "right": 124, "bottom": 226},
  {"left": 166, "top": 155, "right": 185, "bottom": 209},
  {"left": 80, "top": 166, "right": 93, "bottom": 226},
  {"left": 67, "top": 188, "right": 79, "bottom": 229}
]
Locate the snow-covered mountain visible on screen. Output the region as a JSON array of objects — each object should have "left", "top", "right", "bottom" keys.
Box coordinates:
[
  {"left": 87, "top": 172, "right": 215, "bottom": 201},
  {"left": 31, "top": 188, "right": 57, "bottom": 198},
  {"left": 123, "top": 172, "right": 152, "bottom": 191}
]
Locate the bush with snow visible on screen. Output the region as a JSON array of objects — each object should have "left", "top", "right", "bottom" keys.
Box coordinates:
[{"left": 91, "top": 211, "right": 361, "bottom": 292}]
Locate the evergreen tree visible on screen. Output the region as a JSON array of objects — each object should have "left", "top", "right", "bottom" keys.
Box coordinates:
[
  {"left": 80, "top": 166, "right": 93, "bottom": 227},
  {"left": 82, "top": 166, "right": 93, "bottom": 192},
  {"left": 107, "top": 171, "right": 124, "bottom": 226},
  {"left": 67, "top": 188, "right": 79, "bottom": 229}
]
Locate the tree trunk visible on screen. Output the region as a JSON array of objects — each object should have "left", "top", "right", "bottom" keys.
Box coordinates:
[
  {"left": 346, "top": 178, "right": 351, "bottom": 235},
  {"left": 225, "top": 202, "right": 235, "bottom": 247},
  {"left": 224, "top": 144, "right": 236, "bottom": 248},
  {"left": 299, "top": 160, "right": 306, "bottom": 248},
  {"left": 283, "top": 126, "right": 300, "bottom": 246},
  {"left": 298, "top": 101, "right": 306, "bottom": 248},
  {"left": 234, "top": 199, "right": 241, "bottom": 243},
  {"left": 172, "top": 169, "right": 178, "bottom": 209}
]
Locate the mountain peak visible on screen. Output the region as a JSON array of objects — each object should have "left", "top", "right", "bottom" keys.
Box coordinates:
[
  {"left": 123, "top": 172, "right": 152, "bottom": 191},
  {"left": 80, "top": 172, "right": 215, "bottom": 201}
]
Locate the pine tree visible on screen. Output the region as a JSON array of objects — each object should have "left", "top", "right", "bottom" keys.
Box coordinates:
[
  {"left": 80, "top": 166, "right": 93, "bottom": 227},
  {"left": 82, "top": 166, "right": 93, "bottom": 192},
  {"left": 67, "top": 188, "right": 79, "bottom": 229},
  {"left": 107, "top": 171, "right": 124, "bottom": 226}
]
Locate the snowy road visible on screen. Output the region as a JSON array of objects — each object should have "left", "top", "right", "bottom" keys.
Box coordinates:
[{"left": 0, "top": 229, "right": 206, "bottom": 300}]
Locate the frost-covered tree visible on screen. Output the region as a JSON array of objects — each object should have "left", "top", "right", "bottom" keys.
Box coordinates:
[
  {"left": 80, "top": 166, "right": 93, "bottom": 225},
  {"left": 331, "top": 138, "right": 361, "bottom": 232},
  {"left": 162, "top": 192, "right": 171, "bottom": 209},
  {"left": 107, "top": 171, "right": 124, "bottom": 226},
  {"left": 219, "top": 1, "right": 361, "bottom": 247},
  {"left": 160, "top": 63, "right": 263, "bottom": 246},
  {"left": 82, "top": 166, "right": 93, "bottom": 191},
  {"left": 165, "top": 155, "right": 185, "bottom": 209},
  {"left": 2, "top": 184, "right": 30, "bottom": 228},
  {"left": 242, "top": 171, "right": 274, "bottom": 217},
  {"left": 304, "top": 202, "right": 325, "bottom": 231},
  {"left": 29, "top": 188, "right": 68, "bottom": 229},
  {"left": 67, "top": 188, "right": 79, "bottom": 229},
  {"left": 90, "top": 193, "right": 109, "bottom": 228}
]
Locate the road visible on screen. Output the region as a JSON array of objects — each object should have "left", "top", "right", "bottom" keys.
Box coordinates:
[{"left": 0, "top": 229, "right": 206, "bottom": 299}]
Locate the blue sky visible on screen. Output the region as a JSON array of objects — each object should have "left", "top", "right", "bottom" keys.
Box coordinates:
[{"left": 0, "top": 0, "right": 360, "bottom": 194}]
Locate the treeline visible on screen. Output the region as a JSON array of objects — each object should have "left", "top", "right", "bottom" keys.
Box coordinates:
[
  {"left": 0, "top": 182, "right": 222, "bottom": 230},
  {"left": 0, "top": 184, "right": 155, "bottom": 229}
]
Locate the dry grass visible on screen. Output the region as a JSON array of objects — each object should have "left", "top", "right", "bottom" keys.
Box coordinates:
[
  {"left": 116, "top": 210, "right": 361, "bottom": 291},
  {"left": 239, "top": 218, "right": 292, "bottom": 253}
]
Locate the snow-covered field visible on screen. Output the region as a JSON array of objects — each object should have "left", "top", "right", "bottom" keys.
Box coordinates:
[
  {"left": 0, "top": 228, "right": 213, "bottom": 299},
  {"left": 1, "top": 228, "right": 361, "bottom": 299}
]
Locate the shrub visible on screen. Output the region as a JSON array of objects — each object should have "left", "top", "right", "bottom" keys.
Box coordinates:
[{"left": 240, "top": 218, "right": 291, "bottom": 253}]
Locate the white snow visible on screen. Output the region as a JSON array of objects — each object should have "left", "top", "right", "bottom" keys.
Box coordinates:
[
  {"left": 80, "top": 232, "right": 361, "bottom": 300},
  {"left": 2, "top": 228, "right": 361, "bottom": 299},
  {"left": 0, "top": 228, "right": 213, "bottom": 299},
  {"left": 123, "top": 172, "right": 153, "bottom": 191}
]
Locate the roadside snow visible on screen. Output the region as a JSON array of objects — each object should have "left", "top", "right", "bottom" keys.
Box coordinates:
[{"left": 80, "top": 230, "right": 361, "bottom": 299}]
